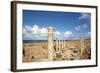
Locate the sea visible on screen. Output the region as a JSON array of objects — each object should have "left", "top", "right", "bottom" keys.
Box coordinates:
[
  {"left": 23, "top": 40, "right": 48, "bottom": 43},
  {"left": 23, "top": 39, "right": 89, "bottom": 43}
]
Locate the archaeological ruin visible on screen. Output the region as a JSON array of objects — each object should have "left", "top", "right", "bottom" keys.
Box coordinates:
[{"left": 23, "top": 27, "right": 91, "bottom": 62}]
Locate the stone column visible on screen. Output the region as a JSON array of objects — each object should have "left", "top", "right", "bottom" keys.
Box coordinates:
[
  {"left": 80, "top": 36, "right": 84, "bottom": 55},
  {"left": 62, "top": 39, "right": 63, "bottom": 49},
  {"left": 48, "top": 27, "right": 53, "bottom": 61},
  {"left": 56, "top": 38, "right": 58, "bottom": 51},
  {"left": 63, "top": 39, "right": 65, "bottom": 49},
  {"left": 58, "top": 39, "right": 60, "bottom": 51}
]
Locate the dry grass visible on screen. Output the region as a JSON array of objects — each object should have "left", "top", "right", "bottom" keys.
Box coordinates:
[{"left": 23, "top": 39, "right": 91, "bottom": 62}]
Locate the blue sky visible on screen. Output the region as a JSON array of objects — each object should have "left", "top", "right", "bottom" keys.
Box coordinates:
[{"left": 23, "top": 10, "right": 91, "bottom": 40}]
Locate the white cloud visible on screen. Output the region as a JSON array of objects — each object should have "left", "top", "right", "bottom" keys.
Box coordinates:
[
  {"left": 75, "top": 25, "right": 81, "bottom": 31},
  {"left": 23, "top": 28, "right": 27, "bottom": 34},
  {"left": 40, "top": 27, "right": 47, "bottom": 34},
  {"left": 83, "top": 32, "right": 91, "bottom": 39},
  {"left": 63, "top": 31, "right": 73, "bottom": 39},
  {"left": 79, "top": 13, "right": 90, "bottom": 20},
  {"left": 23, "top": 25, "right": 74, "bottom": 40},
  {"left": 30, "top": 24, "right": 40, "bottom": 34},
  {"left": 54, "top": 31, "right": 61, "bottom": 35},
  {"left": 53, "top": 31, "right": 74, "bottom": 40},
  {"left": 87, "top": 32, "right": 91, "bottom": 36},
  {"left": 83, "top": 23, "right": 88, "bottom": 29},
  {"left": 54, "top": 31, "right": 61, "bottom": 39},
  {"left": 24, "top": 25, "right": 31, "bottom": 29},
  {"left": 75, "top": 23, "right": 89, "bottom": 31},
  {"left": 24, "top": 24, "right": 48, "bottom": 35},
  {"left": 23, "top": 25, "right": 32, "bottom": 34},
  {"left": 23, "top": 24, "right": 48, "bottom": 40},
  {"left": 23, "top": 33, "right": 35, "bottom": 40}
]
